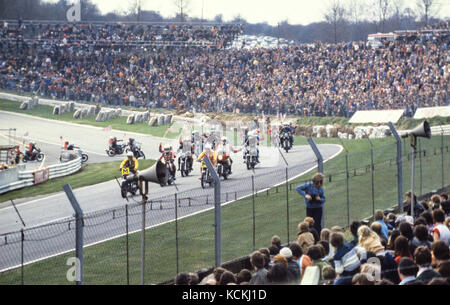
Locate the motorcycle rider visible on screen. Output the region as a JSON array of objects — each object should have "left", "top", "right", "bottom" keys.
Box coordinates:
[
  {"left": 216, "top": 136, "right": 240, "bottom": 175},
  {"left": 109, "top": 136, "right": 119, "bottom": 152},
  {"left": 243, "top": 129, "right": 260, "bottom": 163},
  {"left": 280, "top": 122, "right": 295, "bottom": 148},
  {"left": 120, "top": 151, "right": 139, "bottom": 176},
  {"left": 196, "top": 143, "right": 217, "bottom": 175},
  {"left": 128, "top": 138, "right": 139, "bottom": 156},
  {"left": 25, "top": 142, "right": 38, "bottom": 160},
  {"left": 177, "top": 136, "right": 194, "bottom": 172},
  {"left": 64, "top": 141, "right": 74, "bottom": 151},
  {"left": 159, "top": 143, "right": 176, "bottom": 179}
]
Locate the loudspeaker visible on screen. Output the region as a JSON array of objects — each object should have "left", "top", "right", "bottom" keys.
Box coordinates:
[
  {"left": 402, "top": 121, "right": 431, "bottom": 139},
  {"left": 138, "top": 160, "right": 168, "bottom": 185}
]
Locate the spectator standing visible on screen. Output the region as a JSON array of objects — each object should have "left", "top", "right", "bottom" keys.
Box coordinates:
[
  {"left": 249, "top": 251, "right": 268, "bottom": 285},
  {"left": 296, "top": 173, "right": 326, "bottom": 233}
]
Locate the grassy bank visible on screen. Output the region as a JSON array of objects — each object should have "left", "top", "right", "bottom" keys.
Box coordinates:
[
  {"left": 0, "top": 159, "right": 155, "bottom": 203},
  {"left": 0, "top": 99, "right": 180, "bottom": 138},
  {"left": 1, "top": 134, "right": 447, "bottom": 285}
]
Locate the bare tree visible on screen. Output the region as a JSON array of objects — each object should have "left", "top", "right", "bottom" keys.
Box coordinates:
[
  {"left": 324, "top": 0, "right": 347, "bottom": 43},
  {"left": 126, "top": 0, "right": 145, "bottom": 21},
  {"left": 346, "top": 0, "right": 367, "bottom": 25},
  {"left": 376, "top": 0, "right": 392, "bottom": 32},
  {"left": 416, "top": 0, "right": 438, "bottom": 26},
  {"left": 173, "top": 0, "right": 190, "bottom": 22}
]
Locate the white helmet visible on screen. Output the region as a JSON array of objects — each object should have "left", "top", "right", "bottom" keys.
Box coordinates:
[
  {"left": 110, "top": 136, "right": 115, "bottom": 140},
  {"left": 163, "top": 144, "right": 170, "bottom": 151},
  {"left": 127, "top": 151, "right": 134, "bottom": 158},
  {"left": 221, "top": 136, "right": 227, "bottom": 143}
]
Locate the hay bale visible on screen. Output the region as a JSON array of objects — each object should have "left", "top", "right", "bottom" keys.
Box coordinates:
[
  {"left": 73, "top": 109, "right": 81, "bottom": 119},
  {"left": 165, "top": 114, "right": 173, "bottom": 125},
  {"left": 32, "top": 96, "right": 39, "bottom": 106},
  {"left": 157, "top": 115, "right": 165, "bottom": 126},
  {"left": 148, "top": 117, "right": 157, "bottom": 126},
  {"left": 95, "top": 105, "right": 101, "bottom": 115},
  {"left": 20, "top": 101, "right": 29, "bottom": 110},
  {"left": 143, "top": 111, "right": 150, "bottom": 122},
  {"left": 53, "top": 105, "right": 61, "bottom": 115},
  {"left": 81, "top": 108, "right": 88, "bottom": 119},
  {"left": 134, "top": 113, "right": 143, "bottom": 124},
  {"left": 126, "top": 114, "right": 135, "bottom": 125},
  {"left": 88, "top": 106, "right": 96, "bottom": 116},
  {"left": 96, "top": 112, "right": 105, "bottom": 122},
  {"left": 69, "top": 102, "right": 75, "bottom": 112}
]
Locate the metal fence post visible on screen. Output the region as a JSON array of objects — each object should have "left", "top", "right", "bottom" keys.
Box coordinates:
[
  {"left": 307, "top": 137, "right": 323, "bottom": 174},
  {"left": 388, "top": 123, "right": 403, "bottom": 212},
  {"left": 441, "top": 129, "right": 445, "bottom": 190},
  {"left": 367, "top": 138, "right": 375, "bottom": 218},
  {"left": 141, "top": 196, "right": 146, "bottom": 285},
  {"left": 125, "top": 204, "right": 129, "bottom": 285},
  {"left": 21, "top": 229, "right": 24, "bottom": 285},
  {"left": 63, "top": 184, "right": 84, "bottom": 285},
  {"left": 286, "top": 167, "right": 289, "bottom": 244},
  {"left": 175, "top": 193, "right": 179, "bottom": 274},
  {"left": 252, "top": 175, "right": 256, "bottom": 251},
  {"left": 339, "top": 139, "right": 350, "bottom": 227},
  {"left": 418, "top": 139, "right": 422, "bottom": 196},
  {"left": 202, "top": 156, "right": 221, "bottom": 267}
]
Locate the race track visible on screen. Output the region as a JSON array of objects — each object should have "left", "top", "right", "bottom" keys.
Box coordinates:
[{"left": 0, "top": 111, "right": 342, "bottom": 271}]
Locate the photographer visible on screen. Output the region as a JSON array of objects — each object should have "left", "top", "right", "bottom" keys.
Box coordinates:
[{"left": 296, "top": 173, "right": 326, "bottom": 233}]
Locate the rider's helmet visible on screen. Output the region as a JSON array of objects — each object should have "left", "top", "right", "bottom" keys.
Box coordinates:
[
  {"left": 221, "top": 136, "right": 227, "bottom": 145},
  {"left": 127, "top": 151, "right": 133, "bottom": 158},
  {"left": 163, "top": 144, "right": 171, "bottom": 153}
]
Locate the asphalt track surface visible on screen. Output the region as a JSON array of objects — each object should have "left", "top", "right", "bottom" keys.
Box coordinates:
[{"left": 0, "top": 111, "right": 342, "bottom": 271}]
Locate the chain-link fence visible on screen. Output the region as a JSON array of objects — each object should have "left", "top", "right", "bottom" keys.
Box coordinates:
[{"left": 0, "top": 134, "right": 449, "bottom": 285}]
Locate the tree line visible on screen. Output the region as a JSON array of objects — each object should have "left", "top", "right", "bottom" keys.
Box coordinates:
[{"left": 0, "top": 0, "right": 447, "bottom": 43}]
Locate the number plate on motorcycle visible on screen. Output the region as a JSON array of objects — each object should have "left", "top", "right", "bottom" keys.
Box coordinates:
[{"left": 121, "top": 168, "right": 130, "bottom": 175}]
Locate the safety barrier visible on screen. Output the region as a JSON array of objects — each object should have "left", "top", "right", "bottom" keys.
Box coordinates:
[{"left": 0, "top": 155, "right": 81, "bottom": 194}]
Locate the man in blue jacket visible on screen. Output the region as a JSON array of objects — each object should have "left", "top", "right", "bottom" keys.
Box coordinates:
[{"left": 296, "top": 173, "right": 326, "bottom": 233}]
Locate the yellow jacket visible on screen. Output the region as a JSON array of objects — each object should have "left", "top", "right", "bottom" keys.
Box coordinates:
[
  {"left": 120, "top": 157, "right": 139, "bottom": 173},
  {"left": 197, "top": 151, "right": 217, "bottom": 166}
]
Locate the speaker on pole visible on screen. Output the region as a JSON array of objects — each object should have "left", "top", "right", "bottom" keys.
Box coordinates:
[{"left": 138, "top": 160, "right": 168, "bottom": 185}]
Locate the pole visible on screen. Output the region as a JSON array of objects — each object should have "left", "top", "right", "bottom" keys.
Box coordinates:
[
  {"left": 388, "top": 122, "right": 403, "bottom": 212},
  {"left": 441, "top": 131, "right": 444, "bottom": 190},
  {"left": 21, "top": 229, "right": 24, "bottom": 285},
  {"left": 410, "top": 136, "right": 416, "bottom": 220},
  {"left": 345, "top": 154, "right": 350, "bottom": 227},
  {"left": 63, "top": 184, "right": 84, "bottom": 285},
  {"left": 368, "top": 139, "right": 375, "bottom": 219},
  {"left": 202, "top": 156, "right": 221, "bottom": 267},
  {"left": 141, "top": 195, "right": 146, "bottom": 285},
  {"left": 252, "top": 175, "right": 256, "bottom": 251},
  {"left": 125, "top": 204, "right": 129, "bottom": 285},
  {"left": 286, "top": 167, "right": 289, "bottom": 244},
  {"left": 307, "top": 137, "right": 323, "bottom": 174},
  {"left": 418, "top": 139, "right": 422, "bottom": 196},
  {"left": 175, "top": 193, "right": 179, "bottom": 274}
]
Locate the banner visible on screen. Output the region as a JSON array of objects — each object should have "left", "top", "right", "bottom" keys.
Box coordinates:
[{"left": 33, "top": 167, "right": 50, "bottom": 185}]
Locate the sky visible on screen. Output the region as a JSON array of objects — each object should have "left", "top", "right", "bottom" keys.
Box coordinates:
[{"left": 43, "top": 0, "right": 450, "bottom": 26}]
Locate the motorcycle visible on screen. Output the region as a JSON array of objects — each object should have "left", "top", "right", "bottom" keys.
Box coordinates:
[
  {"left": 217, "top": 152, "right": 231, "bottom": 180},
  {"left": 179, "top": 151, "right": 193, "bottom": 177},
  {"left": 159, "top": 159, "right": 175, "bottom": 187},
  {"left": 59, "top": 146, "right": 88, "bottom": 163},
  {"left": 280, "top": 132, "right": 292, "bottom": 153},
  {"left": 21, "top": 148, "right": 44, "bottom": 163},
  {"left": 200, "top": 160, "right": 213, "bottom": 189},
  {"left": 106, "top": 140, "right": 127, "bottom": 157},
  {"left": 126, "top": 141, "right": 146, "bottom": 159},
  {"left": 120, "top": 167, "right": 138, "bottom": 198},
  {"left": 244, "top": 135, "right": 259, "bottom": 170}
]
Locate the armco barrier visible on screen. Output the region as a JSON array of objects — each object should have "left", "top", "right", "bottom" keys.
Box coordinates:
[{"left": 0, "top": 155, "right": 81, "bottom": 194}]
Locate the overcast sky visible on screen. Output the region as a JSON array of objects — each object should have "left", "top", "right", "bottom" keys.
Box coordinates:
[{"left": 44, "top": 0, "right": 450, "bottom": 26}]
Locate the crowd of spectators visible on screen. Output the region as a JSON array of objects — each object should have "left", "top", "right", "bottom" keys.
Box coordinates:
[
  {"left": 174, "top": 191, "right": 450, "bottom": 285},
  {"left": 0, "top": 21, "right": 448, "bottom": 118}
]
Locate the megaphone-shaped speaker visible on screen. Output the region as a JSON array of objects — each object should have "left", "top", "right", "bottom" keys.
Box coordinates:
[
  {"left": 402, "top": 121, "right": 431, "bottom": 139},
  {"left": 138, "top": 160, "right": 168, "bottom": 185}
]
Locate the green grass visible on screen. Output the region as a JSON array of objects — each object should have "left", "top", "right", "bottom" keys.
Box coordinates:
[
  {"left": 0, "top": 99, "right": 180, "bottom": 138},
  {"left": 1, "top": 126, "right": 448, "bottom": 284},
  {"left": 0, "top": 159, "right": 155, "bottom": 203}
]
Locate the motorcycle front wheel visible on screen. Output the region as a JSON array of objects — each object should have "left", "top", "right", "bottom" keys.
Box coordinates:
[
  {"left": 36, "top": 153, "right": 44, "bottom": 162},
  {"left": 82, "top": 154, "right": 89, "bottom": 163}
]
